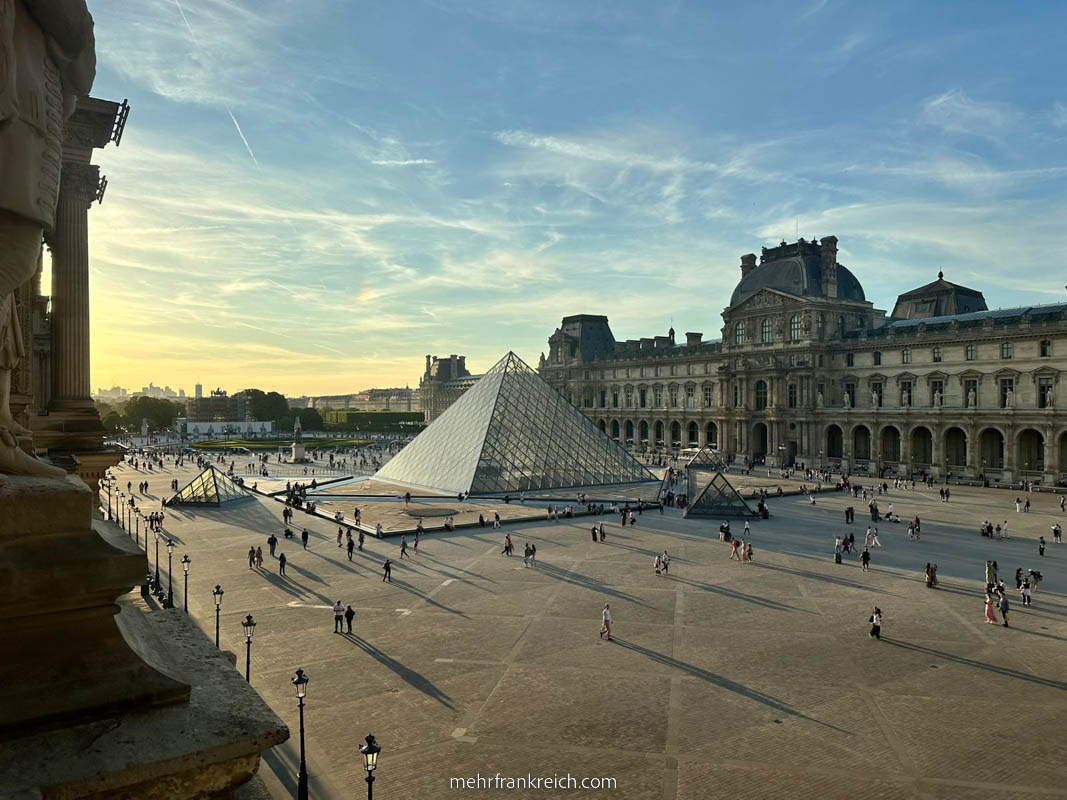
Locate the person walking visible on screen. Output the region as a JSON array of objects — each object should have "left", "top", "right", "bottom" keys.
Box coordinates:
[
  {"left": 255, "top": 546, "right": 263, "bottom": 569},
  {"left": 599, "top": 522, "right": 605, "bottom": 541},
  {"left": 1053, "top": 524, "right": 1062, "bottom": 544},
  {"left": 301, "top": 528, "right": 309, "bottom": 550},
  {"left": 731, "top": 538, "right": 742, "bottom": 561},
  {"left": 590, "top": 525, "right": 598, "bottom": 543},
  {"left": 382, "top": 559, "right": 392, "bottom": 582},
  {"left": 278, "top": 552, "right": 287, "bottom": 576},
  {"left": 347, "top": 537, "right": 354, "bottom": 561},
  {"left": 1060, "top": 495, "right": 1065, "bottom": 513},
  {"left": 861, "top": 547, "right": 871, "bottom": 572},
  {"left": 337, "top": 528, "right": 343, "bottom": 548},
  {"left": 1020, "top": 579, "right": 1032, "bottom": 607},
  {"left": 998, "top": 593, "right": 1010, "bottom": 627},
  {"left": 344, "top": 604, "right": 355, "bottom": 634},
  {"left": 414, "top": 533, "right": 420, "bottom": 555},
  {"left": 358, "top": 530, "right": 365, "bottom": 550},
  {"left": 868, "top": 607, "right": 882, "bottom": 639},
  {"left": 1038, "top": 536, "right": 1046, "bottom": 557},
  {"left": 333, "top": 601, "right": 344, "bottom": 633},
  {"left": 599, "top": 603, "right": 613, "bottom": 641},
  {"left": 984, "top": 593, "right": 998, "bottom": 624},
  {"left": 502, "top": 533, "right": 512, "bottom": 556},
  {"left": 523, "top": 543, "right": 531, "bottom": 567},
  {"left": 661, "top": 551, "right": 671, "bottom": 575},
  {"left": 248, "top": 546, "right": 256, "bottom": 569},
  {"left": 400, "top": 536, "right": 408, "bottom": 559},
  {"left": 267, "top": 533, "right": 277, "bottom": 557},
  {"left": 529, "top": 542, "right": 537, "bottom": 565}
]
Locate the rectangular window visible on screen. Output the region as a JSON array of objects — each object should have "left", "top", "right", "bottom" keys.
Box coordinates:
[
  {"left": 900, "top": 380, "right": 913, "bottom": 407},
  {"left": 612, "top": 389, "right": 619, "bottom": 408},
  {"left": 639, "top": 388, "right": 647, "bottom": 408},
  {"left": 964, "top": 379, "right": 978, "bottom": 408},
  {"left": 670, "top": 365, "right": 676, "bottom": 377},
  {"left": 669, "top": 386, "right": 678, "bottom": 408},
  {"left": 1000, "top": 378, "right": 1014, "bottom": 408},
  {"left": 703, "top": 386, "right": 713, "bottom": 408},
  {"left": 1001, "top": 342, "right": 1013, "bottom": 359},
  {"left": 1039, "top": 377, "right": 1054, "bottom": 408},
  {"left": 845, "top": 382, "right": 856, "bottom": 407},
  {"left": 871, "top": 382, "right": 883, "bottom": 407},
  {"left": 930, "top": 379, "right": 944, "bottom": 406},
  {"left": 625, "top": 388, "right": 633, "bottom": 408},
  {"left": 902, "top": 348, "right": 911, "bottom": 364},
  {"left": 1040, "top": 340, "right": 1052, "bottom": 358},
  {"left": 733, "top": 384, "right": 740, "bottom": 407},
  {"left": 932, "top": 346, "right": 942, "bottom": 363},
  {"left": 965, "top": 344, "right": 976, "bottom": 361},
  {"left": 818, "top": 354, "right": 824, "bottom": 367},
  {"left": 654, "top": 366, "right": 660, "bottom": 377},
  {"left": 817, "top": 382, "right": 825, "bottom": 402},
  {"left": 686, "top": 363, "right": 693, "bottom": 375},
  {"left": 704, "top": 362, "right": 711, "bottom": 374},
  {"left": 654, "top": 387, "right": 663, "bottom": 407},
  {"left": 788, "top": 383, "right": 798, "bottom": 409},
  {"left": 583, "top": 370, "right": 590, "bottom": 379},
  {"left": 846, "top": 353, "right": 854, "bottom": 367},
  {"left": 686, "top": 386, "right": 695, "bottom": 409},
  {"left": 599, "top": 390, "right": 607, "bottom": 408},
  {"left": 873, "top": 351, "right": 882, "bottom": 366}
]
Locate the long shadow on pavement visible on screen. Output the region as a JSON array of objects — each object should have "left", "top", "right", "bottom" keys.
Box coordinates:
[
  {"left": 752, "top": 562, "right": 890, "bottom": 594},
  {"left": 671, "top": 576, "right": 814, "bottom": 613},
  {"left": 610, "top": 638, "right": 850, "bottom": 734},
  {"left": 880, "top": 638, "right": 1067, "bottom": 690},
  {"left": 340, "top": 633, "right": 455, "bottom": 709},
  {"left": 536, "top": 563, "right": 650, "bottom": 606}
]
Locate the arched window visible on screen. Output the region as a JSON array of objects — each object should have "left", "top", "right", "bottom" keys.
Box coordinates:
[
  {"left": 734, "top": 321, "right": 745, "bottom": 346},
  {"left": 761, "top": 319, "right": 772, "bottom": 343},
  {"left": 789, "top": 314, "right": 801, "bottom": 341},
  {"left": 755, "top": 380, "right": 768, "bottom": 411}
]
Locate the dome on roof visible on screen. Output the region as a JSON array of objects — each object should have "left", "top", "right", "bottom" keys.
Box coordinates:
[{"left": 729, "top": 257, "right": 865, "bottom": 307}]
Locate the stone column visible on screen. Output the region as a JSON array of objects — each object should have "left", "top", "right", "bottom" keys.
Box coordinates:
[{"left": 48, "top": 162, "right": 98, "bottom": 413}]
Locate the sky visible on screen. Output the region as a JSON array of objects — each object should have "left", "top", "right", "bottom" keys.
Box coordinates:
[{"left": 82, "top": 0, "right": 1067, "bottom": 396}]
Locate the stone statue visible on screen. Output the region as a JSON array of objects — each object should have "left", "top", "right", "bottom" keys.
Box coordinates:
[
  {"left": 871, "top": 389, "right": 880, "bottom": 408},
  {"left": 816, "top": 390, "right": 824, "bottom": 408},
  {"left": 967, "top": 387, "right": 976, "bottom": 408},
  {"left": 1005, "top": 388, "right": 1015, "bottom": 408},
  {"left": 1046, "top": 387, "right": 1055, "bottom": 408},
  {"left": 933, "top": 389, "right": 942, "bottom": 407},
  {"left": 843, "top": 392, "right": 851, "bottom": 409},
  {"left": 0, "top": 0, "right": 95, "bottom": 476},
  {"left": 902, "top": 391, "right": 910, "bottom": 408}
]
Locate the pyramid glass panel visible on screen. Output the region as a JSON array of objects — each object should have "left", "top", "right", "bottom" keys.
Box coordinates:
[
  {"left": 683, "top": 471, "right": 754, "bottom": 518},
  {"left": 172, "top": 466, "right": 252, "bottom": 505},
  {"left": 377, "top": 352, "right": 657, "bottom": 496}
]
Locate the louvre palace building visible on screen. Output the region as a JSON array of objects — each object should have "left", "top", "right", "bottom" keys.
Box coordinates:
[{"left": 538, "top": 236, "right": 1067, "bottom": 485}]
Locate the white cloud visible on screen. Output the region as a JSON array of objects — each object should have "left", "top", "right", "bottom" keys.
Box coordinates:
[
  {"left": 920, "top": 90, "right": 1020, "bottom": 140},
  {"left": 371, "top": 159, "right": 436, "bottom": 166}
]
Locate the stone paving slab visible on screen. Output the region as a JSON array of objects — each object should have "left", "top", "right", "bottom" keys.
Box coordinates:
[{"left": 104, "top": 459, "right": 1067, "bottom": 800}]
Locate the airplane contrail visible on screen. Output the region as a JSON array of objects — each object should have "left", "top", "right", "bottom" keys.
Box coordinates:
[{"left": 174, "top": 0, "right": 259, "bottom": 166}]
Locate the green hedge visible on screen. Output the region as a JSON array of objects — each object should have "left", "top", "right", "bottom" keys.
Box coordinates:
[
  {"left": 323, "top": 410, "right": 424, "bottom": 432},
  {"left": 192, "top": 437, "right": 371, "bottom": 451}
]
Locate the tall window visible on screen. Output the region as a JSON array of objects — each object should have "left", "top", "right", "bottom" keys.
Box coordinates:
[
  {"left": 703, "top": 386, "right": 713, "bottom": 408},
  {"left": 932, "top": 346, "right": 942, "bottom": 363},
  {"left": 686, "top": 386, "right": 695, "bottom": 409},
  {"left": 599, "top": 389, "right": 607, "bottom": 408},
  {"left": 901, "top": 348, "right": 911, "bottom": 364},
  {"left": 686, "top": 363, "right": 693, "bottom": 375},
  {"left": 871, "top": 382, "right": 883, "bottom": 406},
  {"left": 754, "top": 380, "right": 768, "bottom": 410},
  {"left": 654, "top": 386, "right": 663, "bottom": 407},
  {"left": 965, "top": 344, "right": 977, "bottom": 361},
  {"left": 789, "top": 314, "right": 801, "bottom": 341},
  {"left": 846, "top": 353, "right": 854, "bottom": 367},
  {"left": 1040, "top": 339, "right": 1052, "bottom": 358},
  {"left": 1039, "top": 376, "right": 1054, "bottom": 408},
  {"left": 734, "top": 321, "right": 745, "bottom": 345},
  {"left": 873, "top": 351, "right": 882, "bottom": 366},
  {"left": 761, "top": 319, "right": 772, "bottom": 343},
  {"left": 787, "top": 383, "right": 798, "bottom": 409},
  {"left": 1000, "top": 378, "right": 1014, "bottom": 408},
  {"left": 639, "top": 388, "right": 647, "bottom": 408},
  {"left": 669, "top": 386, "right": 678, "bottom": 408},
  {"left": 964, "top": 379, "right": 978, "bottom": 408},
  {"left": 930, "top": 379, "right": 944, "bottom": 406},
  {"left": 612, "top": 389, "right": 619, "bottom": 408},
  {"left": 845, "top": 382, "right": 856, "bottom": 407},
  {"left": 900, "top": 380, "right": 913, "bottom": 406},
  {"left": 1001, "top": 342, "right": 1013, "bottom": 359},
  {"left": 625, "top": 388, "right": 633, "bottom": 408},
  {"left": 670, "top": 365, "right": 676, "bottom": 376}
]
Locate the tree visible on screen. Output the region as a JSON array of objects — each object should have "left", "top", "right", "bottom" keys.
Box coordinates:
[
  {"left": 121, "top": 396, "right": 185, "bottom": 433},
  {"left": 277, "top": 407, "right": 324, "bottom": 433},
  {"left": 240, "top": 388, "right": 291, "bottom": 422},
  {"left": 102, "top": 411, "right": 123, "bottom": 431}
]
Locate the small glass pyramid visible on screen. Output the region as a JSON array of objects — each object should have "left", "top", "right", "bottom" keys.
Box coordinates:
[
  {"left": 172, "top": 466, "right": 252, "bottom": 505},
  {"left": 684, "top": 444, "right": 723, "bottom": 470},
  {"left": 377, "top": 351, "right": 657, "bottom": 496},
  {"left": 684, "top": 471, "right": 754, "bottom": 518}
]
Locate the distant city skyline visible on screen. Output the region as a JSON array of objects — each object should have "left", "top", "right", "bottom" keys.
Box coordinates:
[{"left": 83, "top": 0, "right": 1067, "bottom": 395}]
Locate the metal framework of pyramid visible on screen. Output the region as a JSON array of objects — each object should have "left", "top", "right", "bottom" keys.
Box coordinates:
[
  {"left": 171, "top": 466, "right": 253, "bottom": 505},
  {"left": 684, "top": 444, "right": 724, "bottom": 470},
  {"left": 376, "top": 352, "right": 658, "bottom": 497},
  {"left": 683, "top": 471, "right": 755, "bottom": 518},
  {"left": 684, "top": 445, "right": 727, "bottom": 498}
]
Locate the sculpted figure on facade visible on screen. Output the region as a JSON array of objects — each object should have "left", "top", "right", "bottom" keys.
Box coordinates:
[
  {"left": 816, "top": 390, "right": 824, "bottom": 408},
  {"left": 1005, "top": 387, "right": 1015, "bottom": 408},
  {"left": 843, "top": 391, "right": 851, "bottom": 409},
  {"left": 0, "top": 0, "right": 95, "bottom": 476},
  {"left": 967, "top": 387, "right": 976, "bottom": 408},
  {"left": 902, "top": 390, "right": 910, "bottom": 408},
  {"left": 933, "top": 389, "right": 942, "bottom": 407},
  {"left": 871, "top": 389, "right": 879, "bottom": 408},
  {"left": 1046, "top": 386, "right": 1055, "bottom": 408}
]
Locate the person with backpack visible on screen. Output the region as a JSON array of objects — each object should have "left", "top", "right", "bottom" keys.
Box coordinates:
[{"left": 868, "top": 607, "right": 882, "bottom": 639}]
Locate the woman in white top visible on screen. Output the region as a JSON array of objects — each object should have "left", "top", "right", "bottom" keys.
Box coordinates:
[
  {"left": 868, "top": 607, "right": 882, "bottom": 640},
  {"left": 600, "top": 603, "right": 613, "bottom": 640}
]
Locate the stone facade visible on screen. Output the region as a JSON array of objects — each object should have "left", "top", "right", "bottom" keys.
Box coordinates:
[
  {"left": 419, "top": 353, "right": 480, "bottom": 422},
  {"left": 539, "top": 236, "right": 1067, "bottom": 485}
]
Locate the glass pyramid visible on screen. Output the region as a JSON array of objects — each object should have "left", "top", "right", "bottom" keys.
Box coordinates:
[
  {"left": 172, "top": 466, "right": 253, "bottom": 505},
  {"left": 377, "top": 351, "right": 657, "bottom": 496},
  {"left": 683, "top": 471, "right": 755, "bottom": 518},
  {"left": 684, "top": 445, "right": 724, "bottom": 470}
]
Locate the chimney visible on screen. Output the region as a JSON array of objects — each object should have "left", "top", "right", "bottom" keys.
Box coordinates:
[
  {"left": 740, "top": 253, "right": 757, "bottom": 279},
  {"left": 820, "top": 236, "right": 838, "bottom": 299},
  {"left": 425, "top": 354, "right": 432, "bottom": 375},
  {"left": 686, "top": 332, "right": 703, "bottom": 347},
  {"left": 457, "top": 355, "right": 467, "bottom": 374}
]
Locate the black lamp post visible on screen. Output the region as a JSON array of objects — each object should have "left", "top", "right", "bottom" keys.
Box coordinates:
[
  {"left": 166, "top": 538, "right": 175, "bottom": 608},
  {"left": 360, "top": 734, "right": 380, "bottom": 800},
  {"left": 117, "top": 492, "right": 124, "bottom": 529},
  {"left": 181, "top": 554, "right": 191, "bottom": 613},
  {"left": 241, "top": 614, "right": 256, "bottom": 682},
  {"left": 153, "top": 530, "right": 161, "bottom": 589},
  {"left": 134, "top": 509, "right": 140, "bottom": 543},
  {"left": 104, "top": 477, "right": 112, "bottom": 521},
  {"left": 212, "top": 584, "right": 223, "bottom": 647},
  {"left": 292, "top": 669, "right": 310, "bottom": 800}
]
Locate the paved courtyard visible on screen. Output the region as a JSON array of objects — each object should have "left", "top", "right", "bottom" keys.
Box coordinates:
[{"left": 113, "top": 460, "right": 1066, "bottom": 799}]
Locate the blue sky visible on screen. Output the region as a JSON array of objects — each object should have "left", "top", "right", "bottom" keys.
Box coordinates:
[{"left": 84, "top": 0, "right": 1067, "bottom": 395}]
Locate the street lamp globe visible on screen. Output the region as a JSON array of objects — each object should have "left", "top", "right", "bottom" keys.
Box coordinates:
[
  {"left": 292, "top": 668, "right": 309, "bottom": 698},
  {"left": 166, "top": 538, "right": 174, "bottom": 555},
  {"left": 360, "top": 734, "right": 380, "bottom": 772},
  {"left": 242, "top": 613, "right": 257, "bottom": 641},
  {"left": 213, "top": 584, "right": 224, "bottom": 607},
  {"left": 181, "top": 554, "right": 191, "bottom": 573}
]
